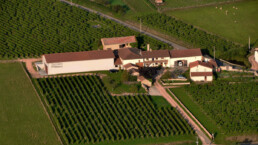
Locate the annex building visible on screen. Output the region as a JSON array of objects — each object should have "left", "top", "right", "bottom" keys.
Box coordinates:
[{"left": 41, "top": 36, "right": 217, "bottom": 81}]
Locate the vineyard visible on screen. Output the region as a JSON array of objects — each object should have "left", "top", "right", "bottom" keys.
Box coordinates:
[
  {"left": 35, "top": 75, "right": 194, "bottom": 144},
  {"left": 0, "top": 0, "right": 170, "bottom": 59},
  {"left": 138, "top": 14, "right": 249, "bottom": 66},
  {"left": 185, "top": 82, "right": 258, "bottom": 134}
]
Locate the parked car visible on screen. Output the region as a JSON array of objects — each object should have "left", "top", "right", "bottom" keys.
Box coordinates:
[{"left": 178, "top": 75, "right": 186, "bottom": 79}]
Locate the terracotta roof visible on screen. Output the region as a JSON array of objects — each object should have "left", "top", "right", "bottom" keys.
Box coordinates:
[
  {"left": 142, "top": 50, "right": 170, "bottom": 58},
  {"left": 155, "top": 0, "right": 163, "bottom": 3},
  {"left": 119, "top": 48, "right": 171, "bottom": 60},
  {"left": 101, "top": 36, "right": 136, "bottom": 45},
  {"left": 118, "top": 48, "right": 142, "bottom": 60},
  {"left": 170, "top": 48, "right": 202, "bottom": 58},
  {"left": 114, "top": 58, "right": 122, "bottom": 65},
  {"left": 123, "top": 63, "right": 138, "bottom": 70},
  {"left": 209, "top": 59, "right": 218, "bottom": 67},
  {"left": 44, "top": 50, "right": 114, "bottom": 63},
  {"left": 189, "top": 61, "right": 213, "bottom": 69},
  {"left": 191, "top": 72, "right": 213, "bottom": 76}
]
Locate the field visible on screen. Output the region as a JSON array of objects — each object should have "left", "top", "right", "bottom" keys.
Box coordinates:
[
  {"left": 171, "top": 81, "right": 258, "bottom": 143},
  {"left": 166, "top": 0, "right": 258, "bottom": 46},
  {"left": 0, "top": 0, "right": 170, "bottom": 59},
  {"left": 34, "top": 75, "right": 195, "bottom": 145},
  {"left": 0, "top": 63, "right": 60, "bottom": 145},
  {"left": 110, "top": 0, "right": 125, "bottom": 5},
  {"left": 155, "top": 0, "right": 236, "bottom": 10},
  {"left": 124, "top": 0, "right": 155, "bottom": 13}
]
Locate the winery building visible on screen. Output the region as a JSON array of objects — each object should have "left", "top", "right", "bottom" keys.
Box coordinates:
[{"left": 42, "top": 50, "right": 115, "bottom": 75}]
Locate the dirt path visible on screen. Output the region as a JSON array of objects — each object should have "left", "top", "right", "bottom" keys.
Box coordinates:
[
  {"left": 18, "top": 58, "right": 42, "bottom": 78},
  {"left": 154, "top": 82, "right": 214, "bottom": 145}
]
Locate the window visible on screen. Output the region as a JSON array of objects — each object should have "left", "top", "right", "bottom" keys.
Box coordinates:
[
  {"left": 115, "top": 65, "right": 118, "bottom": 67},
  {"left": 152, "top": 58, "right": 154, "bottom": 61}
]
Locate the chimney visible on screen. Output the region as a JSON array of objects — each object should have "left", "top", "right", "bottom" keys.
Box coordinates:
[
  {"left": 150, "top": 48, "right": 152, "bottom": 52},
  {"left": 140, "top": 50, "right": 142, "bottom": 56},
  {"left": 147, "top": 44, "right": 150, "bottom": 51}
]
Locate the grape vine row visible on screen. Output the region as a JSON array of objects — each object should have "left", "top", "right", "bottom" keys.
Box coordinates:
[{"left": 35, "top": 76, "right": 194, "bottom": 144}]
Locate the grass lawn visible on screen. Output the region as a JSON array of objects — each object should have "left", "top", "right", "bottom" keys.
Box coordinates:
[
  {"left": 156, "top": 0, "right": 235, "bottom": 10},
  {"left": 166, "top": 0, "right": 258, "bottom": 46},
  {"left": 102, "top": 71, "right": 146, "bottom": 94},
  {"left": 110, "top": 0, "right": 126, "bottom": 5},
  {"left": 0, "top": 63, "right": 60, "bottom": 145}
]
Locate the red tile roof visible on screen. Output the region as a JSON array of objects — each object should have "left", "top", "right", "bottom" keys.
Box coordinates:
[
  {"left": 101, "top": 36, "right": 136, "bottom": 45},
  {"left": 189, "top": 61, "right": 213, "bottom": 69},
  {"left": 44, "top": 50, "right": 114, "bottom": 63},
  {"left": 142, "top": 50, "right": 170, "bottom": 58},
  {"left": 209, "top": 59, "right": 218, "bottom": 67},
  {"left": 170, "top": 48, "right": 202, "bottom": 58},
  {"left": 191, "top": 72, "right": 213, "bottom": 76},
  {"left": 118, "top": 48, "right": 170, "bottom": 60},
  {"left": 114, "top": 58, "right": 122, "bottom": 65},
  {"left": 155, "top": 0, "right": 163, "bottom": 3},
  {"left": 123, "top": 63, "right": 138, "bottom": 69},
  {"left": 118, "top": 48, "right": 142, "bottom": 60}
]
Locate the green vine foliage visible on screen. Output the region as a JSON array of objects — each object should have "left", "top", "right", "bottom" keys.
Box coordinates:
[
  {"left": 0, "top": 0, "right": 171, "bottom": 59},
  {"left": 186, "top": 82, "right": 257, "bottom": 133},
  {"left": 138, "top": 14, "right": 249, "bottom": 66}
]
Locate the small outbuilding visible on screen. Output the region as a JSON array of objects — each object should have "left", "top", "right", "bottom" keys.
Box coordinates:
[
  {"left": 42, "top": 50, "right": 115, "bottom": 75},
  {"left": 155, "top": 0, "right": 163, "bottom": 5},
  {"left": 101, "top": 36, "right": 136, "bottom": 50},
  {"left": 189, "top": 61, "right": 214, "bottom": 81}
]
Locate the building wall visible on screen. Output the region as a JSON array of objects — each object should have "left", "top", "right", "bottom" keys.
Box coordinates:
[
  {"left": 144, "top": 57, "right": 170, "bottom": 67},
  {"left": 170, "top": 56, "right": 202, "bottom": 67},
  {"left": 255, "top": 51, "right": 258, "bottom": 63},
  {"left": 190, "top": 65, "right": 212, "bottom": 73},
  {"left": 191, "top": 76, "right": 213, "bottom": 81},
  {"left": 103, "top": 43, "right": 131, "bottom": 50},
  {"left": 44, "top": 58, "right": 115, "bottom": 75},
  {"left": 122, "top": 58, "right": 143, "bottom": 65}
]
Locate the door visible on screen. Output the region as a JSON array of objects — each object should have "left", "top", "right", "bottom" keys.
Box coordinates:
[{"left": 205, "top": 76, "right": 207, "bottom": 81}]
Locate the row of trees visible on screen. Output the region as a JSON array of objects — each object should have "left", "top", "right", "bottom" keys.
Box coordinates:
[
  {"left": 0, "top": 0, "right": 171, "bottom": 59},
  {"left": 138, "top": 14, "right": 249, "bottom": 66},
  {"left": 185, "top": 82, "right": 257, "bottom": 133},
  {"left": 36, "top": 75, "right": 194, "bottom": 144}
]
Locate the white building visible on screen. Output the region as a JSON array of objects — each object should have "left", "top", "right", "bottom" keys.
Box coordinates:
[
  {"left": 116, "top": 48, "right": 171, "bottom": 68},
  {"left": 169, "top": 49, "right": 203, "bottom": 67},
  {"left": 42, "top": 50, "right": 115, "bottom": 75},
  {"left": 189, "top": 61, "right": 213, "bottom": 81},
  {"left": 40, "top": 36, "right": 217, "bottom": 82},
  {"left": 255, "top": 48, "right": 258, "bottom": 63}
]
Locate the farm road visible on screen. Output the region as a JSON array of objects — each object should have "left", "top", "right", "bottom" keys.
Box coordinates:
[
  {"left": 59, "top": 0, "right": 188, "bottom": 50},
  {"left": 154, "top": 82, "right": 214, "bottom": 145}
]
